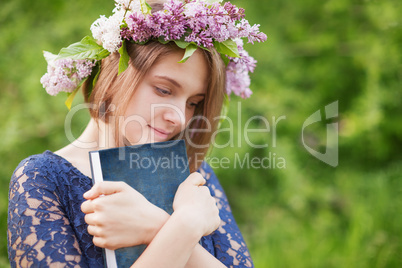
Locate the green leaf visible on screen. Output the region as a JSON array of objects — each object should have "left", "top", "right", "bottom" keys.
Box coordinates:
[
  {"left": 57, "top": 36, "right": 110, "bottom": 61},
  {"left": 140, "top": 0, "right": 152, "bottom": 15},
  {"left": 217, "top": 94, "right": 230, "bottom": 130},
  {"left": 92, "top": 63, "right": 101, "bottom": 88},
  {"left": 146, "top": 2, "right": 152, "bottom": 11},
  {"left": 220, "top": 54, "right": 230, "bottom": 66},
  {"left": 65, "top": 85, "right": 81, "bottom": 110},
  {"left": 64, "top": 75, "right": 89, "bottom": 110},
  {"left": 118, "top": 40, "right": 130, "bottom": 75},
  {"left": 120, "top": 20, "right": 128, "bottom": 29},
  {"left": 158, "top": 36, "right": 169, "bottom": 44},
  {"left": 198, "top": 45, "right": 210, "bottom": 52},
  {"left": 174, "top": 40, "right": 190, "bottom": 49},
  {"left": 213, "top": 39, "right": 239, "bottom": 58},
  {"left": 178, "top": 43, "right": 198, "bottom": 63},
  {"left": 85, "top": 62, "right": 101, "bottom": 99},
  {"left": 43, "top": 51, "right": 58, "bottom": 65}
]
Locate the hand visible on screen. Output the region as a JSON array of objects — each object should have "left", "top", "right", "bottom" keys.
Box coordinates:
[
  {"left": 172, "top": 173, "right": 220, "bottom": 237},
  {"left": 81, "top": 181, "right": 169, "bottom": 250}
]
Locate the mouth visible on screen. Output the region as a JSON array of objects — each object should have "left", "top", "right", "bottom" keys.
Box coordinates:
[{"left": 148, "top": 125, "right": 172, "bottom": 140}]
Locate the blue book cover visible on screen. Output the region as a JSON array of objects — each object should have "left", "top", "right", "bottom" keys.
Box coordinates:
[{"left": 89, "top": 140, "right": 190, "bottom": 268}]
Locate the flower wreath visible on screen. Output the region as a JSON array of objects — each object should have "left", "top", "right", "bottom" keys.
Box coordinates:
[{"left": 40, "top": 0, "right": 267, "bottom": 109}]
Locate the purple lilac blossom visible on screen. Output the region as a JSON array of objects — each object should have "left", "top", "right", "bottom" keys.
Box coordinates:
[
  {"left": 160, "top": 0, "right": 187, "bottom": 40},
  {"left": 225, "top": 39, "right": 257, "bottom": 98},
  {"left": 90, "top": 0, "right": 267, "bottom": 99}
]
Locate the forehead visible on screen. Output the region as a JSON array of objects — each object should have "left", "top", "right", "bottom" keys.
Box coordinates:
[{"left": 147, "top": 49, "right": 209, "bottom": 94}]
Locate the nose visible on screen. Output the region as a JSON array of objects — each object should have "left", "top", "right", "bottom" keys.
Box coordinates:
[{"left": 161, "top": 102, "right": 187, "bottom": 130}]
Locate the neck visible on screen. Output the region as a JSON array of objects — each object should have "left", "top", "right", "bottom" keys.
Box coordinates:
[
  {"left": 54, "top": 118, "right": 117, "bottom": 178},
  {"left": 71, "top": 118, "right": 117, "bottom": 152}
]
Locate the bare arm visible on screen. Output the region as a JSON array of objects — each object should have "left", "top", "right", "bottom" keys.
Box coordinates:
[
  {"left": 185, "top": 244, "right": 227, "bottom": 268},
  {"left": 132, "top": 173, "right": 225, "bottom": 268}
]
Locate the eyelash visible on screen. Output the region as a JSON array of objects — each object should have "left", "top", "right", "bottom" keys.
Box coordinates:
[
  {"left": 187, "top": 101, "right": 199, "bottom": 108},
  {"left": 155, "top": 87, "right": 201, "bottom": 108},
  {"left": 156, "top": 87, "right": 170, "bottom": 95}
]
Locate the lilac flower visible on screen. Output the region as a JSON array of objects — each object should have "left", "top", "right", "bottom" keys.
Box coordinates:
[
  {"left": 225, "top": 39, "right": 257, "bottom": 98},
  {"left": 114, "top": 0, "right": 140, "bottom": 11},
  {"left": 226, "top": 63, "right": 252, "bottom": 99},
  {"left": 237, "top": 19, "right": 267, "bottom": 44},
  {"left": 159, "top": 0, "right": 187, "bottom": 40},
  {"left": 121, "top": 0, "right": 267, "bottom": 50},
  {"left": 183, "top": 1, "right": 202, "bottom": 18},
  {"left": 41, "top": 67, "right": 76, "bottom": 96},
  {"left": 41, "top": 54, "right": 96, "bottom": 96},
  {"left": 91, "top": 10, "right": 125, "bottom": 53},
  {"left": 224, "top": 2, "right": 245, "bottom": 22},
  {"left": 76, "top": 60, "right": 97, "bottom": 79},
  {"left": 46, "top": 0, "right": 267, "bottom": 101},
  {"left": 122, "top": 12, "right": 152, "bottom": 42}
]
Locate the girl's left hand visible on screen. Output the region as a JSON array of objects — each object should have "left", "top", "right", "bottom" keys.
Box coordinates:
[{"left": 81, "top": 181, "right": 169, "bottom": 250}]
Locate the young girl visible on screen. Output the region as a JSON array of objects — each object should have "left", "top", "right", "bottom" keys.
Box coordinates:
[{"left": 7, "top": 0, "right": 266, "bottom": 267}]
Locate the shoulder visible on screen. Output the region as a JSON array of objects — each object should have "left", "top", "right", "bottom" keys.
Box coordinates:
[
  {"left": 10, "top": 150, "right": 82, "bottom": 190},
  {"left": 10, "top": 151, "right": 60, "bottom": 194},
  {"left": 12, "top": 151, "right": 68, "bottom": 178},
  {"left": 9, "top": 150, "right": 92, "bottom": 209},
  {"left": 14, "top": 150, "right": 62, "bottom": 168}
]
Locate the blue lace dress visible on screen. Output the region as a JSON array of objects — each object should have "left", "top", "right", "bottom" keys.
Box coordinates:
[{"left": 8, "top": 151, "right": 253, "bottom": 267}]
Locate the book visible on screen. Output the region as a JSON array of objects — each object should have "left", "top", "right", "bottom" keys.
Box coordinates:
[{"left": 89, "top": 140, "right": 190, "bottom": 268}]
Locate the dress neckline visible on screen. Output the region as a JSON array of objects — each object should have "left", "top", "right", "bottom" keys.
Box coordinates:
[{"left": 44, "top": 150, "right": 93, "bottom": 180}]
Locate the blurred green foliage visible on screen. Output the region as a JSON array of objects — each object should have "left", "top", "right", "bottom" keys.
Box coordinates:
[{"left": 0, "top": 0, "right": 401, "bottom": 267}]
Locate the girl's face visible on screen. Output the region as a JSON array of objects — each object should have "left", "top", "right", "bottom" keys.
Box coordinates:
[{"left": 121, "top": 49, "right": 208, "bottom": 145}]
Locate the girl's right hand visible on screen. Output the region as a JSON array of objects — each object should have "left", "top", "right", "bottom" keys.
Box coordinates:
[
  {"left": 81, "top": 181, "right": 169, "bottom": 250},
  {"left": 172, "top": 172, "right": 221, "bottom": 237}
]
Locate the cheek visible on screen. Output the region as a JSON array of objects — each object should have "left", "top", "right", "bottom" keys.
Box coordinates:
[
  {"left": 120, "top": 118, "right": 150, "bottom": 145},
  {"left": 185, "top": 110, "right": 195, "bottom": 126},
  {"left": 184, "top": 110, "right": 199, "bottom": 130}
]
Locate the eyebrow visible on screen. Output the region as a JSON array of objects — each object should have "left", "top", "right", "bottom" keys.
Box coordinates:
[
  {"left": 154, "top": 75, "right": 205, "bottom": 96},
  {"left": 155, "top": 75, "right": 182, "bottom": 89}
]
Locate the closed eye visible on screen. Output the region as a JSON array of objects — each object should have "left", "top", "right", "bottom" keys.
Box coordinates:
[
  {"left": 187, "top": 99, "right": 203, "bottom": 109},
  {"left": 188, "top": 102, "right": 198, "bottom": 107},
  {"left": 155, "top": 87, "right": 171, "bottom": 95}
]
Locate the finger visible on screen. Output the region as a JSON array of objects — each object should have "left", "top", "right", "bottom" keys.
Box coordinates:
[
  {"left": 81, "top": 200, "right": 94, "bottom": 214},
  {"left": 84, "top": 212, "right": 99, "bottom": 226},
  {"left": 213, "top": 212, "right": 221, "bottom": 231},
  {"left": 198, "top": 185, "right": 211, "bottom": 195},
  {"left": 92, "top": 236, "right": 106, "bottom": 249},
  {"left": 186, "top": 172, "right": 206, "bottom": 186},
  {"left": 87, "top": 225, "right": 101, "bottom": 237},
  {"left": 92, "top": 236, "right": 117, "bottom": 250},
  {"left": 84, "top": 181, "right": 126, "bottom": 199}
]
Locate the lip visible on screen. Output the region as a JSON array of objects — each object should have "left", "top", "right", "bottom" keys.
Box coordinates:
[{"left": 148, "top": 125, "right": 172, "bottom": 139}]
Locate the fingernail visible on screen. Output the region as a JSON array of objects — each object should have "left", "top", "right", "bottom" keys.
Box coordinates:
[{"left": 83, "top": 190, "right": 92, "bottom": 199}]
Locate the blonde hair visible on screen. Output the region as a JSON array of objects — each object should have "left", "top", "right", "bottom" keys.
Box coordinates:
[{"left": 83, "top": 40, "right": 226, "bottom": 172}]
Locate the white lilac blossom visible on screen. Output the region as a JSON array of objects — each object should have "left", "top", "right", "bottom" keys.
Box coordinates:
[
  {"left": 91, "top": 10, "right": 126, "bottom": 53},
  {"left": 40, "top": 56, "right": 96, "bottom": 96},
  {"left": 114, "top": 0, "right": 141, "bottom": 10}
]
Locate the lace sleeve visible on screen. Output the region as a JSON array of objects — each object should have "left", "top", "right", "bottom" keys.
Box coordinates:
[
  {"left": 199, "top": 162, "right": 254, "bottom": 268},
  {"left": 7, "top": 159, "right": 86, "bottom": 267}
]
